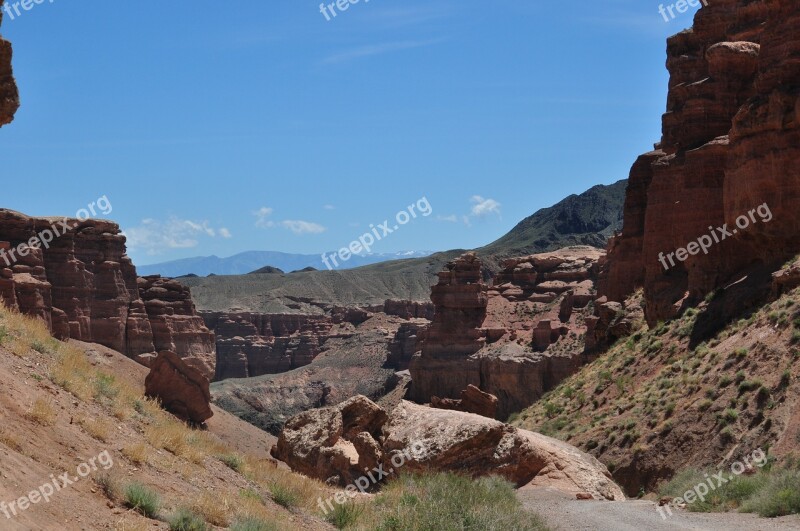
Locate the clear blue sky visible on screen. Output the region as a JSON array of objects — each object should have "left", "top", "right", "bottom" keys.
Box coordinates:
[{"left": 0, "top": 0, "right": 701, "bottom": 266}]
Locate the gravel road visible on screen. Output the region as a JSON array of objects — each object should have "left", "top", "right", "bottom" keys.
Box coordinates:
[{"left": 518, "top": 487, "right": 800, "bottom": 531}]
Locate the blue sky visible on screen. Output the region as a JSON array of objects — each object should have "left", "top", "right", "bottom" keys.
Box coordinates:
[{"left": 0, "top": 0, "right": 701, "bottom": 266}]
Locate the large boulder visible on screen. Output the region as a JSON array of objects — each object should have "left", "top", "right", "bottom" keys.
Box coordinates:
[
  {"left": 272, "top": 395, "right": 625, "bottom": 501},
  {"left": 145, "top": 350, "right": 213, "bottom": 424},
  {"left": 270, "top": 395, "right": 387, "bottom": 486},
  {"left": 383, "top": 401, "right": 624, "bottom": 501}
]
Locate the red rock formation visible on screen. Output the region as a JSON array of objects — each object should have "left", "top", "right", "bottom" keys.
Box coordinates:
[
  {"left": 145, "top": 350, "right": 213, "bottom": 424},
  {"left": 431, "top": 384, "right": 498, "bottom": 419},
  {"left": 0, "top": 1, "right": 19, "bottom": 127},
  {"left": 600, "top": 0, "right": 800, "bottom": 324},
  {"left": 382, "top": 299, "right": 435, "bottom": 320},
  {"left": 0, "top": 210, "right": 215, "bottom": 375},
  {"left": 201, "top": 311, "right": 346, "bottom": 380},
  {"left": 139, "top": 276, "right": 216, "bottom": 379},
  {"left": 410, "top": 248, "right": 605, "bottom": 418}
]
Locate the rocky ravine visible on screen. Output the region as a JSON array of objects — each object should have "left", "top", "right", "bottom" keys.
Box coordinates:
[
  {"left": 0, "top": 210, "right": 216, "bottom": 379},
  {"left": 600, "top": 0, "right": 800, "bottom": 325}
]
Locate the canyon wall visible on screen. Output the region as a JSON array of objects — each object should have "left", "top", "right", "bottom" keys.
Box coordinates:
[
  {"left": 0, "top": 210, "right": 216, "bottom": 379},
  {"left": 202, "top": 311, "right": 338, "bottom": 381},
  {"left": 601, "top": 0, "right": 800, "bottom": 323},
  {"left": 0, "top": 0, "right": 18, "bottom": 126}
]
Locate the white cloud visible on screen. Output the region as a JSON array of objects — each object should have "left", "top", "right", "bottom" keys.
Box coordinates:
[
  {"left": 280, "top": 220, "right": 327, "bottom": 235},
  {"left": 323, "top": 204, "right": 336, "bottom": 211},
  {"left": 253, "top": 207, "right": 275, "bottom": 228},
  {"left": 470, "top": 195, "right": 502, "bottom": 218},
  {"left": 437, "top": 214, "right": 459, "bottom": 223},
  {"left": 124, "top": 217, "right": 229, "bottom": 256}
]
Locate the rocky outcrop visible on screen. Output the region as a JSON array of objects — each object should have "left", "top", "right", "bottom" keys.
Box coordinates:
[
  {"left": 410, "top": 249, "right": 604, "bottom": 418},
  {"left": 387, "top": 321, "right": 426, "bottom": 370},
  {"left": 270, "top": 395, "right": 387, "bottom": 486},
  {"left": 201, "top": 310, "right": 366, "bottom": 381},
  {"left": 139, "top": 276, "right": 216, "bottom": 379},
  {"left": 431, "top": 384, "right": 498, "bottom": 419},
  {"left": 272, "top": 396, "right": 625, "bottom": 500},
  {"left": 382, "top": 299, "right": 435, "bottom": 320},
  {"left": 0, "top": 1, "right": 19, "bottom": 127},
  {"left": 600, "top": 0, "right": 800, "bottom": 325},
  {"left": 0, "top": 210, "right": 215, "bottom": 375},
  {"left": 145, "top": 350, "right": 213, "bottom": 424}
]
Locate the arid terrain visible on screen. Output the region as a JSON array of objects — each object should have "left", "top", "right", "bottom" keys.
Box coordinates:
[{"left": 2, "top": 0, "right": 800, "bottom": 530}]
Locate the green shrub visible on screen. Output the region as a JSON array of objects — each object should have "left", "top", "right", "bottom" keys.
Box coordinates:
[
  {"left": 325, "top": 502, "right": 365, "bottom": 529},
  {"left": 269, "top": 483, "right": 299, "bottom": 509},
  {"left": 740, "top": 470, "right": 800, "bottom": 517},
  {"left": 168, "top": 508, "right": 209, "bottom": 531},
  {"left": 124, "top": 482, "right": 160, "bottom": 518},
  {"left": 218, "top": 453, "right": 244, "bottom": 473},
  {"left": 358, "top": 473, "right": 547, "bottom": 531}
]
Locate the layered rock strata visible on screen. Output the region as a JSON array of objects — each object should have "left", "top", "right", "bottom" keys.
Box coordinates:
[
  {"left": 410, "top": 248, "right": 604, "bottom": 419},
  {"left": 202, "top": 310, "right": 370, "bottom": 381},
  {"left": 0, "top": 210, "right": 215, "bottom": 376},
  {"left": 600, "top": 0, "right": 800, "bottom": 324}
]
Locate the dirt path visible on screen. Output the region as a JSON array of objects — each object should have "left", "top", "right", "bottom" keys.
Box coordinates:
[{"left": 518, "top": 487, "right": 800, "bottom": 531}]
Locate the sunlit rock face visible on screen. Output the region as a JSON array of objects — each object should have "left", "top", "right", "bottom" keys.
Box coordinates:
[{"left": 601, "top": 0, "right": 800, "bottom": 324}]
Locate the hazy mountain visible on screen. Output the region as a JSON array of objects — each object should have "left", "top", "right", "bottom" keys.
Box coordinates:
[{"left": 136, "top": 250, "right": 434, "bottom": 278}]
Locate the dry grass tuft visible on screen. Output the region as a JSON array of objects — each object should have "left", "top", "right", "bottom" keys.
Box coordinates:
[
  {"left": 78, "top": 416, "right": 112, "bottom": 442},
  {"left": 122, "top": 442, "right": 150, "bottom": 465},
  {"left": 191, "top": 491, "right": 233, "bottom": 527},
  {"left": 25, "top": 398, "right": 57, "bottom": 426}
]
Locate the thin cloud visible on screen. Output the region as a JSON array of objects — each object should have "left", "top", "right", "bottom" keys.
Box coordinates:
[
  {"left": 124, "top": 217, "right": 229, "bottom": 256},
  {"left": 253, "top": 207, "right": 275, "bottom": 228},
  {"left": 280, "top": 220, "right": 327, "bottom": 235},
  {"left": 322, "top": 38, "right": 445, "bottom": 64}
]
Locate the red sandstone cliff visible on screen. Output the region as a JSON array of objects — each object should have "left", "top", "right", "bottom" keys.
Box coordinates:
[
  {"left": 0, "top": 0, "right": 18, "bottom": 126},
  {"left": 601, "top": 0, "right": 800, "bottom": 324},
  {"left": 0, "top": 210, "right": 216, "bottom": 378}
]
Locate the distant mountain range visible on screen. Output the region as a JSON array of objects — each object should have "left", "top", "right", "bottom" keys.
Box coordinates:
[
  {"left": 136, "top": 250, "right": 435, "bottom": 278},
  {"left": 179, "top": 180, "right": 628, "bottom": 313}
]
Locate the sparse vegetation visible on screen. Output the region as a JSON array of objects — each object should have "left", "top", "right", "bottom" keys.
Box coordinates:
[
  {"left": 168, "top": 508, "right": 209, "bottom": 531},
  {"left": 124, "top": 482, "right": 161, "bottom": 518},
  {"left": 25, "top": 398, "right": 56, "bottom": 426},
  {"left": 351, "top": 473, "right": 548, "bottom": 530},
  {"left": 661, "top": 465, "right": 800, "bottom": 517}
]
